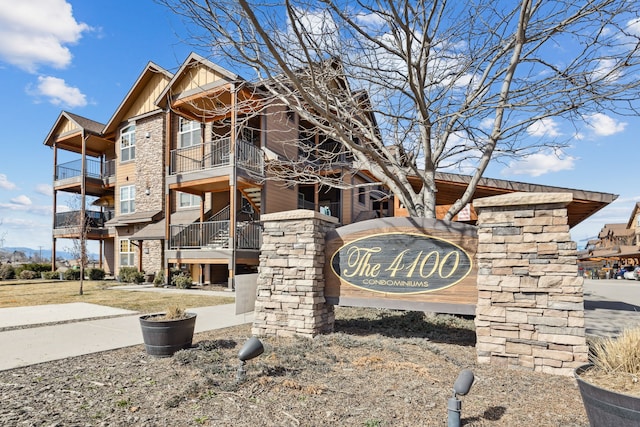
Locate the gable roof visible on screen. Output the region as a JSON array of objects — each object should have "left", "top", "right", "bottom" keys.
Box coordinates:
[
  {"left": 155, "top": 52, "right": 241, "bottom": 111},
  {"left": 42, "top": 111, "right": 110, "bottom": 157},
  {"left": 103, "top": 61, "right": 173, "bottom": 136}
]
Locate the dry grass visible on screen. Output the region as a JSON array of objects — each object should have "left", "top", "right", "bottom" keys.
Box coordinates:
[
  {"left": 590, "top": 327, "right": 640, "bottom": 375},
  {"left": 579, "top": 327, "right": 640, "bottom": 396},
  {"left": 0, "top": 280, "right": 234, "bottom": 313}
]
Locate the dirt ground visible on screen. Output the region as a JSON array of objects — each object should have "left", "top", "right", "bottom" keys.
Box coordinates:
[{"left": 0, "top": 307, "right": 589, "bottom": 426}]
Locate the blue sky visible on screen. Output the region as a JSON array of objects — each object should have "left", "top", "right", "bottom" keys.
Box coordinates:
[{"left": 0, "top": 0, "right": 637, "bottom": 251}]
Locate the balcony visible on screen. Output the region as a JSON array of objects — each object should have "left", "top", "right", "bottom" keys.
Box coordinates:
[
  {"left": 170, "top": 138, "right": 264, "bottom": 178},
  {"left": 53, "top": 209, "right": 114, "bottom": 239},
  {"left": 298, "top": 198, "right": 342, "bottom": 222},
  {"left": 169, "top": 220, "right": 261, "bottom": 250},
  {"left": 54, "top": 158, "right": 116, "bottom": 194}
]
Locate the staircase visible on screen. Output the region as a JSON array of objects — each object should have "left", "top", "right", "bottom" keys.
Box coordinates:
[{"left": 241, "top": 187, "right": 262, "bottom": 214}]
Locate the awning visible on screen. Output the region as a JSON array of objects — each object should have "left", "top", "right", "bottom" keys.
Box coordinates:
[
  {"left": 92, "top": 195, "right": 115, "bottom": 208},
  {"left": 130, "top": 220, "right": 165, "bottom": 240},
  {"left": 105, "top": 210, "right": 162, "bottom": 226}
]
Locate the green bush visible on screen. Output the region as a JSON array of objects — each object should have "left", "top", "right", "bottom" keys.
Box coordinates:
[
  {"left": 64, "top": 269, "right": 81, "bottom": 280},
  {"left": 172, "top": 272, "right": 193, "bottom": 289},
  {"left": 153, "top": 270, "right": 165, "bottom": 287},
  {"left": 42, "top": 270, "right": 60, "bottom": 280},
  {"left": 118, "top": 267, "right": 142, "bottom": 283},
  {"left": 87, "top": 268, "right": 106, "bottom": 280},
  {"left": 16, "top": 263, "right": 51, "bottom": 275},
  {"left": 19, "top": 270, "right": 37, "bottom": 280},
  {"left": 0, "top": 264, "right": 16, "bottom": 280}
]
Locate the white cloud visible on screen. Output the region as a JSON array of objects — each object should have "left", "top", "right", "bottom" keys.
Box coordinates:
[
  {"left": 354, "top": 12, "right": 387, "bottom": 29},
  {"left": 585, "top": 113, "right": 627, "bottom": 136},
  {"left": 0, "top": 174, "right": 17, "bottom": 190},
  {"left": 10, "top": 195, "right": 32, "bottom": 206},
  {"left": 35, "top": 184, "right": 53, "bottom": 196},
  {"left": 32, "top": 76, "right": 87, "bottom": 108},
  {"left": 501, "top": 151, "right": 575, "bottom": 177},
  {"left": 0, "top": 0, "right": 90, "bottom": 72},
  {"left": 527, "top": 118, "right": 561, "bottom": 138}
]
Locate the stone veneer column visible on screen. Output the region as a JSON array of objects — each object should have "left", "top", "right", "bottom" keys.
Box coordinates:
[
  {"left": 473, "top": 192, "right": 588, "bottom": 376},
  {"left": 252, "top": 210, "right": 338, "bottom": 338}
]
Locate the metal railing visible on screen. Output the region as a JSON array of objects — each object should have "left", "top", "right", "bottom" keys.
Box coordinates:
[
  {"left": 55, "top": 158, "right": 115, "bottom": 181},
  {"left": 169, "top": 219, "right": 261, "bottom": 250},
  {"left": 54, "top": 210, "right": 114, "bottom": 229},
  {"left": 297, "top": 199, "right": 341, "bottom": 222},
  {"left": 170, "top": 138, "right": 264, "bottom": 176}
]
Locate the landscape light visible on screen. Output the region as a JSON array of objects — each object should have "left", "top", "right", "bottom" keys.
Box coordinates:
[
  {"left": 447, "top": 369, "right": 474, "bottom": 427},
  {"left": 236, "top": 337, "right": 264, "bottom": 382}
]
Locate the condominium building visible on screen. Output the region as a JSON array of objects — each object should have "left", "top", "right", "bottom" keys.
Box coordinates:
[
  {"left": 44, "top": 52, "right": 616, "bottom": 287},
  {"left": 44, "top": 53, "right": 382, "bottom": 286}
]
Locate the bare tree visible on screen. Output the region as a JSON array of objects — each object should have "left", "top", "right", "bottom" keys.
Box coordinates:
[
  {"left": 160, "top": 0, "right": 640, "bottom": 218},
  {"left": 60, "top": 196, "right": 89, "bottom": 295}
]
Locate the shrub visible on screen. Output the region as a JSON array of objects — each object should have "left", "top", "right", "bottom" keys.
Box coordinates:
[
  {"left": 0, "top": 264, "right": 16, "bottom": 280},
  {"left": 153, "top": 270, "right": 165, "bottom": 287},
  {"left": 42, "top": 270, "right": 60, "bottom": 280},
  {"left": 87, "top": 268, "right": 106, "bottom": 280},
  {"left": 64, "top": 269, "right": 81, "bottom": 280},
  {"left": 130, "top": 271, "right": 145, "bottom": 284},
  {"left": 119, "top": 267, "right": 143, "bottom": 283},
  {"left": 19, "top": 270, "right": 37, "bottom": 280},
  {"left": 172, "top": 272, "right": 193, "bottom": 289},
  {"left": 16, "top": 263, "right": 50, "bottom": 275},
  {"left": 591, "top": 328, "right": 640, "bottom": 375}
]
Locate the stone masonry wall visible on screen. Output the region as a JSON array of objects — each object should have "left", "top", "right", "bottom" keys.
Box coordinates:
[
  {"left": 474, "top": 192, "right": 588, "bottom": 376},
  {"left": 134, "top": 114, "right": 164, "bottom": 275},
  {"left": 252, "top": 210, "right": 338, "bottom": 338}
]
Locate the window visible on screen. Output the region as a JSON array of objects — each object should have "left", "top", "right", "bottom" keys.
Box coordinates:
[
  {"left": 179, "top": 118, "right": 201, "bottom": 148},
  {"left": 120, "top": 185, "right": 135, "bottom": 214},
  {"left": 119, "top": 239, "right": 135, "bottom": 267},
  {"left": 120, "top": 124, "right": 135, "bottom": 162},
  {"left": 358, "top": 187, "right": 366, "bottom": 205},
  {"left": 178, "top": 191, "right": 200, "bottom": 208}
]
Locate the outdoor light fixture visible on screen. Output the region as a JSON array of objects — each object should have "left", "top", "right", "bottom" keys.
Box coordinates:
[
  {"left": 236, "top": 337, "right": 264, "bottom": 382},
  {"left": 145, "top": 187, "right": 150, "bottom": 195},
  {"left": 447, "top": 369, "right": 474, "bottom": 427}
]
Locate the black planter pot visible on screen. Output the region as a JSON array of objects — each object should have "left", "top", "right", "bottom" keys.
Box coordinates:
[
  {"left": 575, "top": 364, "right": 640, "bottom": 427},
  {"left": 139, "top": 313, "right": 197, "bottom": 357}
]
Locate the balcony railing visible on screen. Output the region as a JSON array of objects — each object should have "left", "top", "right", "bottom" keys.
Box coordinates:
[
  {"left": 54, "top": 210, "right": 114, "bottom": 229},
  {"left": 55, "top": 159, "right": 115, "bottom": 181},
  {"left": 298, "top": 199, "right": 341, "bottom": 222},
  {"left": 170, "top": 138, "right": 263, "bottom": 176},
  {"left": 169, "top": 220, "right": 261, "bottom": 250}
]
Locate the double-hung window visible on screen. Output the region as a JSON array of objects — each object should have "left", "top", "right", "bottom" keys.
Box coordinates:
[
  {"left": 120, "top": 185, "right": 135, "bottom": 214},
  {"left": 178, "top": 191, "right": 200, "bottom": 209},
  {"left": 179, "top": 118, "right": 201, "bottom": 148},
  {"left": 120, "top": 124, "right": 135, "bottom": 162},
  {"left": 119, "top": 239, "right": 135, "bottom": 267}
]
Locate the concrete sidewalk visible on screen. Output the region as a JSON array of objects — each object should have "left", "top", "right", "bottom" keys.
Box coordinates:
[{"left": 0, "top": 303, "right": 253, "bottom": 371}]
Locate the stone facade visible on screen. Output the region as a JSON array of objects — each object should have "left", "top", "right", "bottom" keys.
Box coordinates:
[
  {"left": 474, "top": 192, "right": 588, "bottom": 376},
  {"left": 252, "top": 210, "right": 338, "bottom": 337}
]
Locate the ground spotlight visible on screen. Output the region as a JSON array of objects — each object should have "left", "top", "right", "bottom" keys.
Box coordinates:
[
  {"left": 447, "top": 369, "right": 474, "bottom": 427},
  {"left": 236, "top": 337, "right": 264, "bottom": 382}
]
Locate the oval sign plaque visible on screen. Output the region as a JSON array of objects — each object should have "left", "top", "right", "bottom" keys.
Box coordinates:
[{"left": 330, "top": 232, "right": 473, "bottom": 294}]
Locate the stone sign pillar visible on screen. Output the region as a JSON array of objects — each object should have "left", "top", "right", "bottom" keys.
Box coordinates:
[
  {"left": 252, "top": 210, "right": 338, "bottom": 338},
  {"left": 474, "top": 192, "right": 588, "bottom": 376}
]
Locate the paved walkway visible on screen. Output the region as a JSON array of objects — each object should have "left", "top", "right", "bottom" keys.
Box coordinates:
[
  {"left": 0, "top": 278, "right": 637, "bottom": 371},
  {"left": 583, "top": 278, "right": 640, "bottom": 337},
  {"left": 0, "top": 286, "right": 252, "bottom": 371}
]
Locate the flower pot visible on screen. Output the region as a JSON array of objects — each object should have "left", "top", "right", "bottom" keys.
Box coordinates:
[
  {"left": 575, "top": 364, "right": 640, "bottom": 426},
  {"left": 139, "top": 312, "right": 197, "bottom": 357}
]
